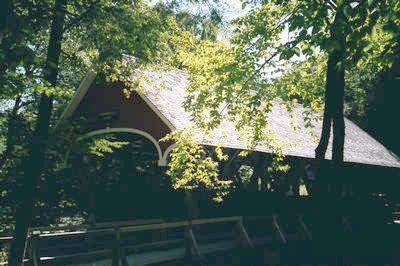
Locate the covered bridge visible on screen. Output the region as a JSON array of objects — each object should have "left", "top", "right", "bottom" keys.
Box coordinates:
[
  {"left": 57, "top": 66, "right": 400, "bottom": 166},
  {"left": 5, "top": 60, "right": 399, "bottom": 266},
  {"left": 55, "top": 60, "right": 400, "bottom": 220}
]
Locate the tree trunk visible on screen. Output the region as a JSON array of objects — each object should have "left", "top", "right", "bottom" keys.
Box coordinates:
[
  {"left": 331, "top": 62, "right": 345, "bottom": 166},
  {"left": 331, "top": 7, "right": 346, "bottom": 167},
  {"left": 318, "top": 49, "right": 345, "bottom": 166},
  {"left": 315, "top": 9, "right": 346, "bottom": 166},
  {"left": 0, "top": 0, "right": 15, "bottom": 76},
  {"left": 7, "top": 0, "right": 66, "bottom": 264},
  {"left": 249, "top": 154, "right": 270, "bottom": 191},
  {"left": 315, "top": 62, "right": 333, "bottom": 160},
  {"left": 0, "top": 0, "right": 13, "bottom": 43}
]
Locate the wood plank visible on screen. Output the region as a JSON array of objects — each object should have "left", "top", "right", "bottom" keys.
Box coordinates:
[
  {"left": 191, "top": 216, "right": 241, "bottom": 226},
  {"left": 35, "top": 217, "right": 240, "bottom": 238},
  {"left": 31, "top": 236, "right": 40, "bottom": 266},
  {"left": 272, "top": 215, "right": 287, "bottom": 244},
  {"left": 91, "top": 219, "right": 164, "bottom": 230},
  {"left": 0, "top": 236, "right": 13, "bottom": 241},
  {"left": 120, "top": 248, "right": 129, "bottom": 266},
  {"left": 40, "top": 249, "right": 112, "bottom": 264},
  {"left": 112, "top": 227, "right": 121, "bottom": 266},
  {"left": 185, "top": 228, "right": 201, "bottom": 259},
  {"left": 14, "top": 216, "right": 263, "bottom": 265},
  {"left": 120, "top": 216, "right": 240, "bottom": 233},
  {"left": 120, "top": 221, "right": 188, "bottom": 233},
  {"left": 298, "top": 216, "right": 312, "bottom": 240},
  {"left": 123, "top": 239, "right": 185, "bottom": 253},
  {"left": 38, "top": 228, "right": 114, "bottom": 238},
  {"left": 235, "top": 218, "right": 254, "bottom": 248},
  {"left": 31, "top": 218, "right": 164, "bottom": 234}
]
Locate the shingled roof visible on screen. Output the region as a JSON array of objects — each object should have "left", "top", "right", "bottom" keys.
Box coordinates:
[
  {"left": 58, "top": 65, "right": 400, "bottom": 169},
  {"left": 136, "top": 69, "right": 400, "bottom": 168}
]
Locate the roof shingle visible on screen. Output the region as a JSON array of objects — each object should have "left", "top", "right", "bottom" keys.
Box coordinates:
[{"left": 138, "top": 68, "right": 400, "bottom": 168}]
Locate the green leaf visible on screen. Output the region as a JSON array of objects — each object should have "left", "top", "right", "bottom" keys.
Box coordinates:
[
  {"left": 293, "top": 47, "right": 301, "bottom": 56},
  {"left": 343, "top": 6, "right": 352, "bottom": 18},
  {"left": 382, "top": 22, "right": 399, "bottom": 36}
]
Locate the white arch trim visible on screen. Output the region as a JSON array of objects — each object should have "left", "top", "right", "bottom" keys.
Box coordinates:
[
  {"left": 159, "top": 143, "right": 178, "bottom": 166},
  {"left": 78, "top": 128, "right": 165, "bottom": 166}
]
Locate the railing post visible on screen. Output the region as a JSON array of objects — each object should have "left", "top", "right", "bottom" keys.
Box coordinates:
[
  {"left": 112, "top": 226, "right": 121, "bottom": 266},
  {"left": 298, "top": 216, "right": 312, "bottom": 240},
  {"left": 28, "top": 234, "right": 39, "bottom": 266},
  {"left": 272, "top": 215, "right": 287, "bottom": 244},
  {"left": 235, "top": 217, "right": 253, "bottom": 249},
  {"left": 185, "top": 221, "right": 201, "bottom": 261},
  {"left": 120, "top": 248, "right": 129, "bottom": 266}
]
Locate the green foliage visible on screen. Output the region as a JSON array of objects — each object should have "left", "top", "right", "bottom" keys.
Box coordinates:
[
  {"left": 151, "top": 0, "right": 400, "bottom": 193},
  {"left": 31, "top": 81, "right": 74, "bottom": 98},
  {"left": 0, "top": 0, "right": 228, "bottom": 234},
  {"left": 236, "top": 165, "right": 253, "bottom": 188},
  {"left": 0, "top": 0, "right": 398, "bottom": 236},
  {"left": 154, "top": 1, "right": 223, "bottom": 41},
  {"left": 87, "top": 137, "right": 129, "bottom": 157},
  {"left": 162, "top": 129, "right": 232, "bottom": 202}
]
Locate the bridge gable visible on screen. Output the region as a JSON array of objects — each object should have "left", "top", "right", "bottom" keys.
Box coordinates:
[{"left": 71, "top": 82, "right": 175, "bottom": 166}]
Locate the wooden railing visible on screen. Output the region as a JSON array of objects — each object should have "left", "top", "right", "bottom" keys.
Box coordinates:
[
  {"left": 1, "top": 216, "right": 258, "bottom": 266},
  {"left": 7, "top": 210, "right": 385, "bottom": 266}
]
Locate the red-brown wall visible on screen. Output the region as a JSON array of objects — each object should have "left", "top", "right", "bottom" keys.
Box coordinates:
[{"left": 73, "top": 83, "right": 174, "bottom": 153}]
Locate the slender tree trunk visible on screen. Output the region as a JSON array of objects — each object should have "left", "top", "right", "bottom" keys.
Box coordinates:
[
  {"left": 0, "top": 0, "right": 14, "bottom": 77},
  {"left": 331, "top": 59, "right": 345, "bottom": 165},
  {"left": 314, "top": 7, "right": 347, "bottom": 199},
  {"left": 0, "top": 0, "right": 13, "bottom": 42},
  {"left": 331, "top": 7, "right": 346, "bottom": 167},
  {"left": 315, "top": 8, "right": 346, "bottom": 166},
  {"left": 7, "top": 0, "right": 66, "bottom": 264},
  {"left": 315, "top": 61, "right": 333, "bottom": 160},
  {"left": 317, "top": 51, "right": 345, "bottom": 164}
]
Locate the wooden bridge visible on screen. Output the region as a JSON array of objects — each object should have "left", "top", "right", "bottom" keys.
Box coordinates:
[{"left": 2, "top": 200, "right": 400, "bottom": 266}]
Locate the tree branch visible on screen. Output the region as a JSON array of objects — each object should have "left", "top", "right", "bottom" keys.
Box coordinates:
[{"left": 64, "top": 0, "right": 101, "bottom": 32}]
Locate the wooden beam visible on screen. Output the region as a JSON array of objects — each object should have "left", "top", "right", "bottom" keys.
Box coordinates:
[
  {"left": 38, "top": 228, "right": 114, "bottom": 238},
  {"left": 120, "top": 248, "right": 129, "bottom": 266},
  {"left": 39, "top": 249, "right": 112, "bottom": 263},
  {"left": 272, "top": 215, "right": 287, "bottom": 244},
  {"left": 112, "top": 227, "right": 121, "bottom": 266},
  {"left": 121, "top": 220, "right": 188, "bottom": 233},
  {"left": 298, "top": 216, "right": 312, "bottom": 240},
  {"left": 121, "top": 217, "right": 241, "bottom": 234},
  {"left": 185, "top": 226, "right": 201, "bottom": 260},
  {"left": 6, "top": 216, "right": 256, "bottom": 265},
  {"left": 0, "top": 236, "right": 13, "bottom": 241},
  {"left": 235, "top": 217, "right": 254, "bottom": 248},
  {"left": 30, "top": 235, "right": 39, "bottom": 266},
  {"left": 31, "top": 218, "right": 163, "bottom": 234},
  {"left": 191, "top": 216, "right": 241, "bottom": 226}
]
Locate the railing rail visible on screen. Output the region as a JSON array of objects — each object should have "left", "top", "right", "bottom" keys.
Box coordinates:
[{"left": 0, "top": 216, "right": 254, "bottom": 265}]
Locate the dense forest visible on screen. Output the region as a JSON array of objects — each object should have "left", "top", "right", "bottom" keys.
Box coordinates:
[{"left": 1, "top": 0, "right": 399, "bottom": 264}]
